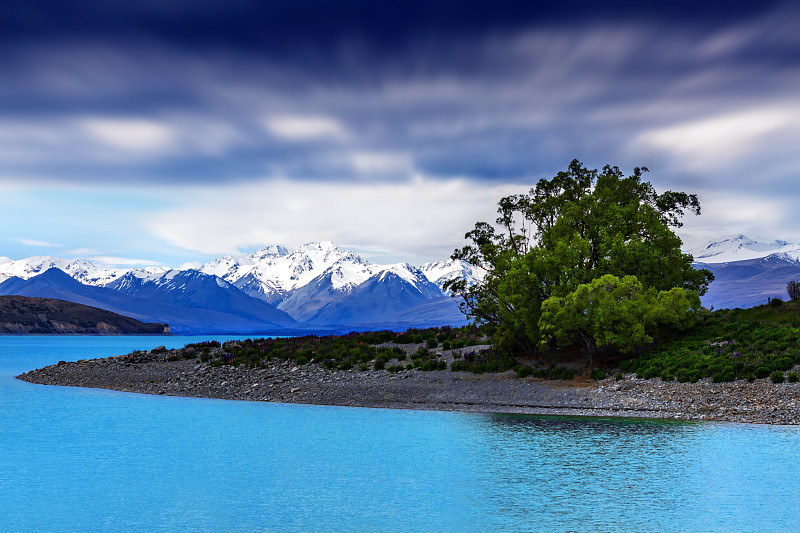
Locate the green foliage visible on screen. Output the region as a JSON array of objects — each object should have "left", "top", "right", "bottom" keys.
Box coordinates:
[
  {"left": 618, "top": 303, "right": 800, "bottom": 383},
  {"left": 787, "top": 280, "right": 800, "bottom": 301},
  {"left": 590, "top": 368, "right": 607, "bottom": 380},
  {"left": 512, "top": 364, "right": 577, "bottom": 380},
  {"left": 539, "top": 274, "right": 700, "bottom": 352},
  {"left": 788, "top": 372, "right": 799, "bottom": 383},
  {"left": 446, "top": 159, "right": 712, "bottom": 356},
  {"left": 451, "top": 348, "right": 517, "bottom": 374},
  {"left": 771, "top": 371, "right": 785, "bottom": 384}
]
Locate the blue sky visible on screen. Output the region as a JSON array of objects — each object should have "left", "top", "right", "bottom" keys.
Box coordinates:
[{"left": 1, "top": 0, "right": 798, "bottom": 267}]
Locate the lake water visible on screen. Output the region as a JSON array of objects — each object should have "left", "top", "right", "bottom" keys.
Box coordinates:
[{"left": 2, "top": 336, "right": 800, "bottom": 532}]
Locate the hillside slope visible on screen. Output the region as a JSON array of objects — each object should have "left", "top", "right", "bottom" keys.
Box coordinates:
[{"left": 0, "top": 295, "right": 169, "bottom": 334}]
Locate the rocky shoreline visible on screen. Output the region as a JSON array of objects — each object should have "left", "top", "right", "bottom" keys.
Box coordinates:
[{"left": 16, "top": 346, "right": 800, "bottom": 425}]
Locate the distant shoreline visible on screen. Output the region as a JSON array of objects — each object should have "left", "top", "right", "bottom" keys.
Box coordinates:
[{"left": 16, "top": 346, "right": 800, "bottom": 425}]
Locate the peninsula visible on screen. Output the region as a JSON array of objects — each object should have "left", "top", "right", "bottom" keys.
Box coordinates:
[
  {"left": 0, "top": 295, "right": 169, "bottom": 334},
  {"left": 17, "top": 336, "right": 800, "bottom": 425}
]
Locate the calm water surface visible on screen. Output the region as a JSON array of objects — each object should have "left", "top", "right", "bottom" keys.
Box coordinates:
[{"left": 2, "top": 336, "right": 799, "bottom": 532}]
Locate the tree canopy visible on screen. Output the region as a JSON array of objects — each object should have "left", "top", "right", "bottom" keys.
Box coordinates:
[{"left": 445, "top": 159, "right": 713, "bottom": 356}]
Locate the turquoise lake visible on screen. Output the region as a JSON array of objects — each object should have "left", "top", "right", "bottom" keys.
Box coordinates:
[{"left": 2, "top": 336, "right": 800, "bottom": 532}]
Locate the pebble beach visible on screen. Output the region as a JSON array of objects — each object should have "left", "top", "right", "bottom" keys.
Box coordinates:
[{"left": 16, "top": 346, "right": 800, "bottom": 425}]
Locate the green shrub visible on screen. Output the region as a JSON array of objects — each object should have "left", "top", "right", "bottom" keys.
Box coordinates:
[
  {"left": 640, "top": 366, "right": 660, "bottom": 380},
  {"left": 712, "top": 370, "right": 735, "bottom": 383},
  {"left": 387, "top": 365, "right": 404, "bottom": 373},
  {"left": 771, "top": 371, "right": 785, "bottom": 383},
  {"left": 590, "top": 368, "right": 606, "bottom": 380},
  {"left": 615, "top": 372, "right": 624, "bottom": 381},
  {"left": 442, "top": 340, "right": 451, "bottom": 351},
  {"left": 548, "top": 366, "right": 577, "bottom": 380},
  {"left": 788, "top": 372, "right": 799, "bottom": 383},
  {"left": 359, "top": 363, "right": 369, "bottom": 371},
  {"left": 515, "top": 365, "right": 534, "bottom": 378},
  {"left": 754, "top": 366, "right": 771, "bottom": 379},
  {"left": 770, "top": 298, "right": 784, "bottom": 307},
  {"left": 373, "top": 359, "right": 385, "bottom": 371},
  {"left": 426, "top": 338, "right": 438, "bottom": 349}
]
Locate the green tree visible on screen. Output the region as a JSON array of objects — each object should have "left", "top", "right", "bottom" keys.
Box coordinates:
[
  {"left": 539, "top": 274, "right": 701, "bottom": 353},
  {"left": 445, "top": 159, "right": 713, "bottom": 356}
]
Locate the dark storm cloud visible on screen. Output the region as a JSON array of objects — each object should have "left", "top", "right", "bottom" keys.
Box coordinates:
[
  {"left": 0, "top": 0, "right": 797, "bottom": 188},
  {"left": 1, "top": 1, "right": 772, "bottom": 51}
]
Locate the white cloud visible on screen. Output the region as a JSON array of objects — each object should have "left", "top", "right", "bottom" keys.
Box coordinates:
[
  {"left": 146, "top": 175, "right": 520, "bottom": 263},
  {"left": 16, "top": 238, "right": 62, "bottom": 247},
  {"left": 79, "top": 118, "right": 176, "bottom": 154},
  {"left": 677, "top": 189, "right": 800, "bottom": 251},
  {"left": 632, "top": 104, "right": 800, "bottom": 172},
  {"left": 263, "top": 115, "right": 349, "bottom": 141},
  {"left": 88, "top": 256, "right": 164, "bottom": 267},
  {"left": 350, "top": 151, "right": 412, "bottom": 175}
]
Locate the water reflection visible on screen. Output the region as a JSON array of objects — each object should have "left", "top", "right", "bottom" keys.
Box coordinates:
[{"left": 461, "top": 413, "right": 798, "bottom": 532}]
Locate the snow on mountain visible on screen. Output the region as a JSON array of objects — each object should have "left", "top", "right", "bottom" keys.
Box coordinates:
[
  {"left": 689, "top": 235, "right": 800, "bottom": 264},
  {"left": 280, "top": 264, "right": 447, "bottom": 326},
  {"left": 0, "top": 256, "right": 134, "bottom": 286},
  {"left": 420, "top": 258, "right": 485, "bottom": 291},
  {"left": 201, "top": 241, "right": 381, "bottom": 304}
]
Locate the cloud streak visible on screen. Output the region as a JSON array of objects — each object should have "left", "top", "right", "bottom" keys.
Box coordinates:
[{"left": 0, "top": 0, "right": 798, "bottom": 264}]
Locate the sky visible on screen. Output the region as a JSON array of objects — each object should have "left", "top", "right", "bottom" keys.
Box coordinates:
[{"left": 1, "top": 0, "right": 798, "bottom": 267}]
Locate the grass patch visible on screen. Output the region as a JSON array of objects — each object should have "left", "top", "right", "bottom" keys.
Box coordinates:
[{"left": 618, "top": 301, "right": 800, "bottom": 383}]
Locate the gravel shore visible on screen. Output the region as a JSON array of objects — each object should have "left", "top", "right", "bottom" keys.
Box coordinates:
[{"left": 16, "top": 347, "right": 800, "bottom": 425}]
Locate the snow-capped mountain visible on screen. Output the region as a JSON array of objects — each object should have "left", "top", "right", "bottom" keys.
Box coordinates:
[
  {"left": 201, "top": 241, "right": 483, "bottom": 305},
  {"left": 0, "top": 256, "right": 168, "bottom": 286},
  {"left": 0, "top": 268, "right": 296, "bottom": 334},
  {"left": 687, "top": 235, "right": 800, "bottom": 309},
  {"left": 689, "top": 235, "right": 800, "bottom": 264},
  {"left": 201, "top": 241, "right": 379, "bottom": 304},
  {"left": 419, "top": 258, "right": 485, "bottom": 291},
  {"left": 279, "top": 265, "right": 458, "bottom": 326},
  {"left": 0, "top": 241, "right": 476, "bottom": 331}
]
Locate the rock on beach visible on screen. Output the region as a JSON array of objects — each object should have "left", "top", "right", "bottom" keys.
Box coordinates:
[{"left": 15, "top": 347, "right": 800, "bottom": 425}]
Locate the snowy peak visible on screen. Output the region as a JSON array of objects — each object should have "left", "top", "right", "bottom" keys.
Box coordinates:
[
  {"left": 201, "top": 240, "right": 379, "bottom": 299},
  {"left": 420, "top": 258, "right": 485, "bottom": 290},
  {"left": 247, "top": 244, "right": 290, "bottom": 262},
  {"left": 0, "top": 256, "right": 131, "bottom": 286},
  {"left": 689, "top": 235, "right": 800, "bottom": 264}
]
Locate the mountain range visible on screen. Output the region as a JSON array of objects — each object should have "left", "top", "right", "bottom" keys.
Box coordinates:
[
  {"left": 1, "top": 236, "right": 797, "bottom": 333},
  {"left": 687, "top": 235, "right": 800, "bottom": 310},
  {"left": 0, "top": 242, "right": 483, "bottom": 333}
]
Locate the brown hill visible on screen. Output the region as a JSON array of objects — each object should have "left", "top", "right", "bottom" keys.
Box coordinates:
[{"left": 0, "top": 295, "right": 170, "bottom": 334}]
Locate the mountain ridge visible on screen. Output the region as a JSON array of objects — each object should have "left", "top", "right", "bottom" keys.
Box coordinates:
[
  {"left": 0, "top": 295, "right": 169, "bottom": 334},
  {"left": 2, "top": 235, "right": 797, "bottom": 332}
]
